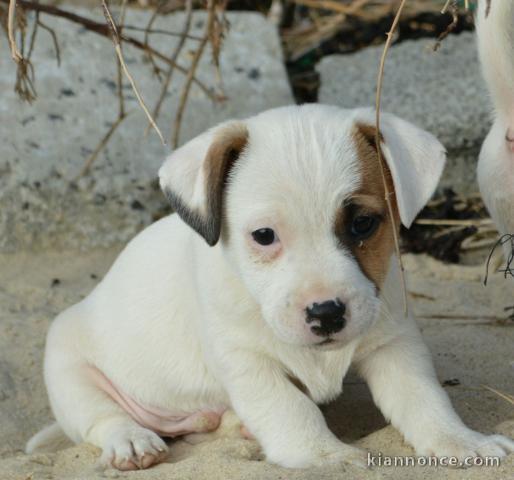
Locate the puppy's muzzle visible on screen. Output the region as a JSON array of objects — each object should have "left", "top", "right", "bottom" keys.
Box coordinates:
[{"left": 306, "top": 299, "right": 346, "bottom": 337}]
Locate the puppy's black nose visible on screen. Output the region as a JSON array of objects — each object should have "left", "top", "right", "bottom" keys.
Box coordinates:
[{"left": 306, "top": 299, "right": 346, "bottom": 336}]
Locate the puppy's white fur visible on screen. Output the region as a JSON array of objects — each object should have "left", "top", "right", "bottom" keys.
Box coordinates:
[
  {"left": 28, "top": 105, "right": 514, "bottom": 470},
  {"left": 476, "top": 0, "right": 514, "bottom": 258}
]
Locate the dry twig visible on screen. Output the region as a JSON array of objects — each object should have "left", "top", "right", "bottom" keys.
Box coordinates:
[
  {"left": 101, "top": 0, "right": 165, "bottom": 145},
  {"left": 7, "top": 0, "right": 22, "bottom": 61},
  {"left": 0, "top": 0, "right": 216, "bottom": 100},
  {"left": 77, "top": 113, "right": 128, "bottom": 178},
  {"left": 291, "top": 0, "right": 371, "bottom": 16},
  {"left": 433, "top": 0, "right": 458, "bottom": 51},
  {"left": 484, "top": 234, "right": 514, "bottom": 285},
  {"left": 147, "top": 0, "right": 193, "bottom": 139},
  {"left": 143, "top": 2, "right": 166, "bottom": 80},
  {"left": 7, "top": 0, "right": 37, "bottom": 101},
  {"left": 78, "top": 28, "right": 129, "bottom": 176},
  {"left": 172, "top": 0, "right": 221, "bottom": 148},
  {"left": 122, "top": 24, "right": 202, "bottom": 40},
  {"left": 374, "top": 0, "right": 409, "bottom": 315},
  {"left": 77, "top": 2, "right": 131, "bottom": 177},
  {"left": 415, "top": 218, "right": 493, "bottom": 227},
  {"left": 482, "top": 385, "right": 514, "bottom": 406}
]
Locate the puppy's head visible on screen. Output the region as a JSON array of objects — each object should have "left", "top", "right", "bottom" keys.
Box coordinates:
[{"left": 159, "top": 105, "right": 445, "bottom": 347}]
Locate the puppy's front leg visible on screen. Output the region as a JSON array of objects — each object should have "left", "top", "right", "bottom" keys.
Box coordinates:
[
  {"left": 220, "top": 352, "right": 366, "bottom": 469},
  {"left": 356, "top": 327, "right": 514, "bottom": 463}
]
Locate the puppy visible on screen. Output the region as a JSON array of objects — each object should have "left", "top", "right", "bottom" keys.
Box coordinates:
[
  {"left": 27, "top": 105, "right": 514, "bottom": 470},
  {"left": 476, "top": 0, "right": 514, "bottom": 260}
]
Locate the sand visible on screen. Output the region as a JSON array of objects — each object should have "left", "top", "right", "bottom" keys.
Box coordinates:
[{"left": 0, "top": 248, "right": 512, "bottom": 480}]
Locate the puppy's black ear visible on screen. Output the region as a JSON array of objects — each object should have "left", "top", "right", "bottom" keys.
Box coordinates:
[{"left": 159, "top": 122, "right": 248, "bottom": 246}]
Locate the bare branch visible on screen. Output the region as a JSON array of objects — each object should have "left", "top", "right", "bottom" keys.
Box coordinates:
[
  {"left": 147, "top": 0, "right": 193, "bottom": 139},
  {"left": 143, "top": 2, "right": 165, "bottom": 80},
  {"left": 172, "top": 0, "right": 222, "bottom": 148},
  {"left": 290, "top": 0, "right": 371, "bottom": 16},
  {"left": 7, "top": 1, "right": 37, "bottom": 102},
  {"left": 433, "top": 0, "right": 458, "bottom": 51},
  {"left": 101, "top": 0, "right": 165, "bottom": 145},
  {"left": 37, "top": 18, "right": 61, "bottom": 66},
  {"left": 77, "top": 112, "right": 128, "bottom": 178},
  {"left": 0, "top": 0, "right": 217, "bottom": 100},
  {"left": 374, "top": 0, "right": 409, "bottom": 315},
  {"left": 7, "top": 0, "right": 22, "bottom": 62},
  {"left": 77, "top": 3, "right": 129, "bottom": 178},
  {"left": 122, "top": 24, "right": 203, "bottom": 40}
]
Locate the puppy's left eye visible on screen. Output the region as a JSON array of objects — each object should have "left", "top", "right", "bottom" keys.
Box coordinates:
[
  {"left": 251, "top": 228, "right": 276, "bottom": 246},
  {"left": 350, "top": 215, "right": 379, "bottom": 240}
]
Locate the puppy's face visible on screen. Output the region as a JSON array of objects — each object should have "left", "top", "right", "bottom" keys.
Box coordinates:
[
  {"left": 159, "top": 105, "right": 446, "bottom": 347},
  {"left": 223, "top": 111, "right": 396, "bottom": 347}
]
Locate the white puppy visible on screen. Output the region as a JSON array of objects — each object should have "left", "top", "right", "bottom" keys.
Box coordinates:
[
  {"left": 27, "top": 105, "right": 514, "bottom": 470},
  {"left": 476, "top": 0, "right": 514, "bottom": 260}
]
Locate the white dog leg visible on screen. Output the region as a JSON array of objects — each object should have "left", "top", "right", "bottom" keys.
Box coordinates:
[
  {"left": 357, "top": 328, "right": 514, "bottom": 463},
  {"left": 44, "top": 320, "right": 168, "bottom": 470},
  {"left": 219, "top": 352, "right": 367, "bottom": 469}
]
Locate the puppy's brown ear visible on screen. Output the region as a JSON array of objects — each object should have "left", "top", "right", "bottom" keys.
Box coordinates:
[
  {"left": 159, "top": 121, "right": 248, "bottom": 246},
  {"left": 352, "top": 108, "right": 446, "bottom": 228}
]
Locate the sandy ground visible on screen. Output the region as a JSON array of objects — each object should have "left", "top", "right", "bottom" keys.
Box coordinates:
[{"left": 0, "top": 247, "right": 513, "bottom": 480}]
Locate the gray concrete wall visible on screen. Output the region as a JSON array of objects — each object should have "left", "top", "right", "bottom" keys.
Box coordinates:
[
  {"left": 318, "top": 32, "right": 490, "bottom": 195},
  {"left": 0, "top": 8, "right": 293, "bottom": 253}
]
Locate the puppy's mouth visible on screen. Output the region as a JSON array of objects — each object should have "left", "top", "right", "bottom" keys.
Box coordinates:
[{"left": 314, "top": 337, "right": 346, "bottom": 349}]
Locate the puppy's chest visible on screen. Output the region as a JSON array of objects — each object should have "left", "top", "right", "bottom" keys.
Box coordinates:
[{"left": 285, "top": 350, "right": 354, "bottom": 404}]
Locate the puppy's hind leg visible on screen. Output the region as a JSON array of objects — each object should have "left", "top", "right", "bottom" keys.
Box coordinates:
[{"left": 43, "top": 315, "right": 168, "bottom": 471}]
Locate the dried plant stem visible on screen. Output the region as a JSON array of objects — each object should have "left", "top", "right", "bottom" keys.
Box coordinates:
[
  {"left": 122, "top": 24, "right": 202, "bottom": 40},
  {"left": 143, "top": 2, "right": 165, "bottom": 80},
  {"left": 37, "top": 19, "right": 61, "bottom": 66},
  {"left": 374, "top": 0, "right": 409, "bottom": 315},
  {"left": 101, "top": 0, "right": 165, "bottom": 145},
  {"left": 147, "top": 0, "right": 193, "bottom": 139},
  {"left": 172, "top": 0, "right": 216, "bottom": 148},
  {"left": 78, "top": 4, "right": 129, "bottom": 178},
  {"left": 440, "top": 0, "right": 452, "bottom": 14},
  {"left": 482, "top": 385, "right": 514, "bottom": 406},
  {"left": 0, "top": 0, "right": 215, "bottom": 100},
  {"left": 416, "top": 218, "right": 493, "bottom": 227},
  {"left": 78, "top": 112, "right": 128, "bottom": 178},
  {"left": 7, "top": 0, "right": 22, "bottom": 62},
  {"left": 291, "top": 0, "right": 370, "bottom": 15},
  {"left": 484, "top": 234, "right": 514, "bottom": 285},
  {"left": 433, "top": 0, "right": 457, "bottom": 51},
  {"left": 7, "top": 0, "right": 37, "bottom": 101}
]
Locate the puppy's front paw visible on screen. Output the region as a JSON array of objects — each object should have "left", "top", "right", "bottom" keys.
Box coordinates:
[
  {"left": 417, "top": 429, "right": 514, "bottom": 467},
  {"left": 100, "top": 425, "right": 168, "bottom": 471}
]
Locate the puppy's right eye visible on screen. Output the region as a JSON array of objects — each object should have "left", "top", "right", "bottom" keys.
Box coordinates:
[{"left": 251, "top": 228, "right": 276, "bottom": 246}]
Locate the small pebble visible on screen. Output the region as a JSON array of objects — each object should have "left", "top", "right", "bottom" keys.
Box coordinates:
[{"left": 442, "top": 378, "right": 460, "bottom": 387}]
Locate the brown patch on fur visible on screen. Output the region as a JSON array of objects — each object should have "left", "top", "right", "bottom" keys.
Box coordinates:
[
  {"left": 203, "top": 123, "right": 248, "bottom": 245},
  {"left": 334, "top": 123, "right": 400, "bottom": 289},
  {"left": 164, "top": 123, "right": 248, "bottom": 247}
]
